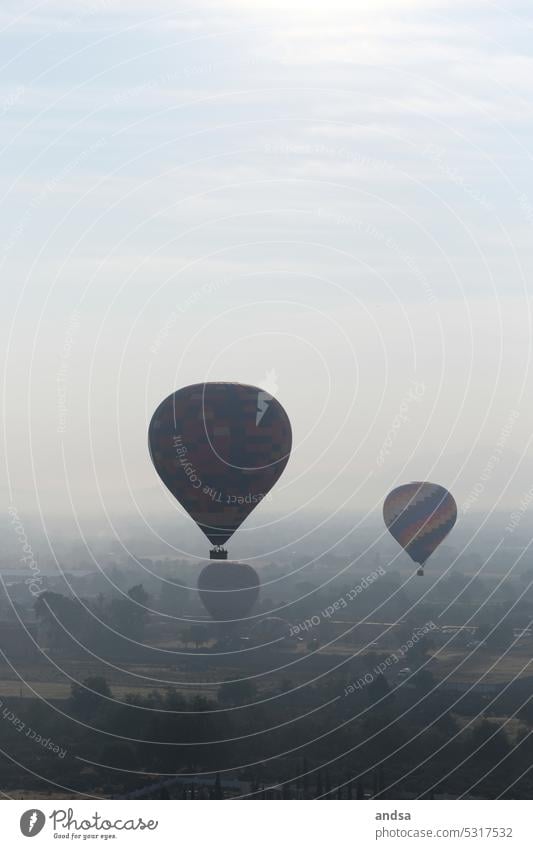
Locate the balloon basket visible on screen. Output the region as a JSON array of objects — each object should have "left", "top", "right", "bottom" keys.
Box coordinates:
[
  {"left": 209, "top": 547, "right": 228, "bottom": 560},
  {"left": 416, "top": 567, "right": 425, "bottom": 577}
]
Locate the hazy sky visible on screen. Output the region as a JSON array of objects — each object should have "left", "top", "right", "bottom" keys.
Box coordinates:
[{"left": 2, "top": 1, "right": 533, "bottom": 550}]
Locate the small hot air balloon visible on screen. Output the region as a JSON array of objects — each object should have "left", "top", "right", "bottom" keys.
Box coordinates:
[
  {"left": 148, "top": 382, "right": 292, "bottom": 558},
  {"left": 383, "top": 482, "right": 457, "bottom": 576},
  {"left": 198, "top": 561, "right": 260, "bottom": 625}
]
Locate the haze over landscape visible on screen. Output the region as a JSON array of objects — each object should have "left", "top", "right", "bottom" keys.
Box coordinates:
[
  {"left": 2, "top": 0, "right": 533, "bottom": 529},
  {"left": 2, "top": 0, "right": 533, "bottom": 805}
]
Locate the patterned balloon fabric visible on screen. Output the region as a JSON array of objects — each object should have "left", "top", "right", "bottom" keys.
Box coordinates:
[
  {"left": 383, "top": 481, "right": 457, "bottom": 566},
  {"left": 148, "top": 382, "right": 292, "bottom": 547}
]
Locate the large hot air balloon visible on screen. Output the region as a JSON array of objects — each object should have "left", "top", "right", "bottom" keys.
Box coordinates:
[
  {"left": 198, "top": 561, "right": 260, "bottom": 624},
  {"left": 148, "top": 382, "right": 292, "bottom": 558},
  {"left": 383, "top": 482, "right": 457, "bottom": 576}
]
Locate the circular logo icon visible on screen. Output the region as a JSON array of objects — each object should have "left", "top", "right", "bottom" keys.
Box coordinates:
[{"left": 20, "top": 810, "right": 46, "bottom": 837}]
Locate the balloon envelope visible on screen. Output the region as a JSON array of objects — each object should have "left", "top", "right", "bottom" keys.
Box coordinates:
[
  {"left": 148, "top": 382, "right": 292, "bottom": 547},
  {"left": 198, "top": 562, "right": 260, "bottom": 622},
  {"left": 383, "top": 482, "right": 457, "bottom": 566}
]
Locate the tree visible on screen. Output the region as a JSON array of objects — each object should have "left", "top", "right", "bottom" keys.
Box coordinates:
[
  {"left": 70, "top": 676, "right": 112, "bottom": 719},
  {"left": 35, "top": 591, "right": 84, "bottom": 651},
  {"left": 108, "top": 584, "right": 150, "bottom": 643},
  {"left": 98, "top": 742, "right": 138, "bottom": 770},
  {"left": 158, "top": 581, "right": 191, "bottom": 616},
  {"left": 218, "top": 678, "right": 257, "bottom": 706}
]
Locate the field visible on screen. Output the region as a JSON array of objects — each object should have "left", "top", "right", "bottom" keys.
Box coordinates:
[{"left": 1, "top": 635, "right": 532, "bottom": 703}]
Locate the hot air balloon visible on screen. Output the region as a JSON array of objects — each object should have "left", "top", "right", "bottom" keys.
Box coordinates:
[
  {"left": 383, "top": 482, "right": 457, "bottom": 576},
  {"left": 198, "top": 561, "right": 260, "bottom": 625},
  {"left": 148, "top": 382, "right": 292, "bottom": 559}
]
